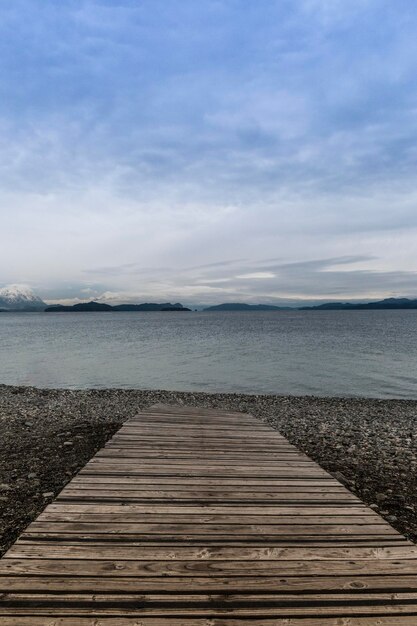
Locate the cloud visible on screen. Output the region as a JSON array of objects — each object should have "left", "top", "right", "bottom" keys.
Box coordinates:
[
  {"left": 237, "top": 272, "right": 276, "bottom": 280},
  {"left": 0, "top": 1, "right": 417, "bottom": 302},
  {"left": 38, "top": 255, "right": 414, "bottom": 306}
]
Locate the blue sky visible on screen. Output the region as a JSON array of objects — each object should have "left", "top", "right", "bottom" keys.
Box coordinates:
[{"left": 1, "top": 0, "right": 417, "bottom": 305}]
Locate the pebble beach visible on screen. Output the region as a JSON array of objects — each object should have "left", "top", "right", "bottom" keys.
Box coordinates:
[{"left": 1, "top": 383, "right": 417, "bottom": 555}]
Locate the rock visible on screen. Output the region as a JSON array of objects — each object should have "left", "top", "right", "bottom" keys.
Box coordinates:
[
  {"left": 27, "top": 473, "right": 37, "bottom": 479},
  {"left": 63, "top": 441, "right": 73, "bottom": 447},
  {"left": 333, "top": 471, "right": 351, "bottom": 487},
  {"left": 376, "top": 493, "right": 388, "bottom": 503},
  {"left": 0, "top": 484, "right": 11, "bottom": 491},
  {"left": 42, "top": 492, "right": 54, "bottom": 499},
  {"left": 370, "top": 504, "right": 379, "bottom": 511}
]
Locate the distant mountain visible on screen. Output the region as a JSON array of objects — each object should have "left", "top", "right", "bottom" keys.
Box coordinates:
[
  {"left": 299, "top": 297, "right": 417, "bottom": 310},
  {"left": 45, "top": 301, "right": 191, "bottom": 312},
  {"left": 204, "top": 303, "right": 289, "bottom": 311},
  {"left": 160, "top": 306, "right": 191, "bottom": 311},
  {"left": 113, "top": 303, "right": 191, "bottom": 311},
  {"left": 0, "top": 285, "right": 46, "bottom": 311},
  {"left": 45, "top": 301, "right": 113, "bottom": 312}
]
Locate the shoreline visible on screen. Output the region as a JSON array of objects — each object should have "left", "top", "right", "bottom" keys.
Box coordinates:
[{"left": 1, "top": 383, "right": 417, "bottom": 555}]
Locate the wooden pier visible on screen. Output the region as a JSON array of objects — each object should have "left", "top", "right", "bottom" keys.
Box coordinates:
[{"left": 1, "top": 403, "right": 417, "bottom": 624}]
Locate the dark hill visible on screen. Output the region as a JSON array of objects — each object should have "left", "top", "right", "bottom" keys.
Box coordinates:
[
  {"left": 204, "top": 303, "right": 288, "bottom": 311},
  {"left": 45, "top": 301, "right": 191, "bottom": 312},
  {"left": 45, "top": 301, "right": 113, "bottom": 312},
  {"left": 113, "top": 303, "right": 190, "bottom": 311},
  {"left": 299, "top": 298, "right": 417, "bottom": 310}
]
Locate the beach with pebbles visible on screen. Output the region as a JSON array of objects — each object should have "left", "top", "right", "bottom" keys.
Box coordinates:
[{"left": 1, "top": 383, "right": 417, "bottom": 555}]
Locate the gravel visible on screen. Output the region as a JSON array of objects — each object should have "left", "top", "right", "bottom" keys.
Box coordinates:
[{"left": 1, "top": 384, "right": 417, "bottom": 555}]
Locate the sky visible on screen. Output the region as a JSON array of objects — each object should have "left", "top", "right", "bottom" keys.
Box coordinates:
[{"left": 1, "top": 0, "right": 417, "bottom": 306}]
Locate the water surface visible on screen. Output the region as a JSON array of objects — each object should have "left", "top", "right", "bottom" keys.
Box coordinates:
[{"left": 0, "top": 310, "right": 416, "bottom": 398}]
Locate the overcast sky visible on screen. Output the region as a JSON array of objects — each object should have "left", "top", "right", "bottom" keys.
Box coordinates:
[{"left": 1, "top": 0, "right": 417, "bottom": 305}]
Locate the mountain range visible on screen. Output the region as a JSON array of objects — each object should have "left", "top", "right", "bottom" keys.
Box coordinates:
[{"left": 1, "top": 286, "right": 417, "bottom": 312}]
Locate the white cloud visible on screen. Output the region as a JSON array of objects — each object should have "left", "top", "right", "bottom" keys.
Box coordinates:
[{"left": 237, "top": 272, "right": 275, "bottom": 280}]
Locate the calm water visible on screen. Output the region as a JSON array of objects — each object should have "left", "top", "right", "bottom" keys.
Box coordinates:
[{"left": 0, "top": 310, "right": 416, "bottom": 398}]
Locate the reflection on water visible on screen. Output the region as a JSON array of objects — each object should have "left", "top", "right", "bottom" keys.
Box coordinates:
[{"left": 0, "top": 310, "right": 416, "bottom": 398}]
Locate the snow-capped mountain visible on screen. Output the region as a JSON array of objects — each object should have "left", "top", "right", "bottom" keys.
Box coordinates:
[{"left": 0, "top": 285, "right": 46, "bottom": 311}]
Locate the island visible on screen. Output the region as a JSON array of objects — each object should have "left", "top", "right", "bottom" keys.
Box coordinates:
[
  {"left": 299, "top": 297, "right": 417, "bottom": 310},
  {"left": 45, "top": 301, "right": 191, "bottom": 312},
  {"left": 203, "top": 303, "right": 289, "bottom": 311}
]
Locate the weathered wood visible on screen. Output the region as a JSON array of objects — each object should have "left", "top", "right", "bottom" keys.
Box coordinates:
[
  {"left": 4, "top": 557, "right": 417, "bottom": 577},
  {"left": 1, "top": 618, "right": 417, "bottom": 626},
  {"left": 0, "top": 404, "right": 416, "bottom": 623},
  {"left": 36, "top": 513, "right": 391, "bottom": 526},
  {"left": 23, "top": 521, "right": 401, "bottom": 535},
  {"left": 2, "top": 574, "right": 417, "bottom": 592}
]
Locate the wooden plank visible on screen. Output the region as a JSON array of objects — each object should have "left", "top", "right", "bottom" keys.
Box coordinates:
[
  {"left": 0, "top": 403, "right": 415, "bottom": 622},
  {"left": 42, "top": 503, "right": 373, "bottom": 514},
  {"left": 58, "top": 490, "right": 358, "bottom": 502},
  {"left": 64, "top": 482, "right": 349, "bottom": 491},
  {"left": 4, "top": 603, "right": 417, "bottom": 618},
  {"left": 6, "top": 592, "right": 417, "bottom": 605},
  {"left": 4, "top": 557, "right": 417, "bottom": 576},
  {"left": 20, "top": 534, "right": 399, "bottom": 544},
  {"left": 23, "top": 521, "right": 401, "bottom": 535},
  {"left": 2, "top": 575, "right": 417, "bottom": 592},
  {"left": 62, "top": 478, "right": 349, "bottom": 489},
  {"left": 8, "top": 545, "right": 417, "bottom": 560},
  {"left": 99, "top": 450, "right": 308, "bottom": 460},
  {"left": 37, "top": 512, "right": 384, "bottom": 524},
  {"left": 2, "top": 618, "right": 417, "bottom": 626},
  {"left": 79, "top": 469, "right": 330, "bottom": 478}
]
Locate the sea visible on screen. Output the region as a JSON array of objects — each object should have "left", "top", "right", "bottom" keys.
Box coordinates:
[{"left": 0, "top": 310, "right": 416, "bottom": 398}]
